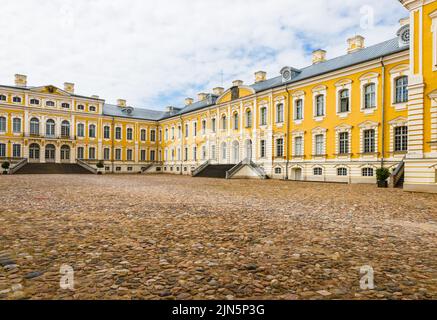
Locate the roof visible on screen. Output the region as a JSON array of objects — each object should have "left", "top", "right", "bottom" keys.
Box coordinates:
[{"left": 102, "top": 103, "right": 166, "bottom": 121}]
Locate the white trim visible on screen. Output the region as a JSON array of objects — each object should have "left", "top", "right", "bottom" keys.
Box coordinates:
[
  {"left": 359, "top": 72, "right": 379, "bottom": 114},
  {"left": 431, "top": 10, "right": 437, "bottom": 72},
  {"left": 335, "top": 79, "right": 352, "bottom": 118}
]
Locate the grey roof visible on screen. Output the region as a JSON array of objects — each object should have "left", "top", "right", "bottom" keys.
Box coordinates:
[{"left": 103, "top": 103, "right": 166, "bottom": 121}]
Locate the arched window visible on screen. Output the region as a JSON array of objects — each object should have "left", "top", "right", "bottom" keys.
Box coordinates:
[
  {"left": 61, "top": 120, "right": 70, "bottom": 137},
  {"left": 46, "top": 119, "right": 55, "bottom": 137},
  {"left": 30, "top": 98, "right": 40, "bottom": 105},
  {"left": 221, "top": 142, "right": 227, "bottom": 160},
  {"left": 61, "top": 102, "right": 70, "bottom": 109},
  {"left": 104, "top": 126, "right": 111, "bottom": 139},
  {"left": 12, "top": 118, "right": 21, "bottom": 133},
  {"left": 233, "top": 113, "right": 239, "bottom": 130},
  {"left": 315, "top": 95, "right": 324, "bottom": 117},
  {"left": 60, "top": 145, "right": 70, "bottom": 161},
  {"left": 276, "top": 103, "right": 284, "bottom": 123},
  {"left": 140, "top": 129, "right": 146, "bottom": 141},
  {"left": 30, "top": 118, "right": 40, "bottom": 135},
  {"left": 337, "top": 167, "right": 348, "bottom": 176},
  {"left": 0, "top": 95, "right": 7, "bottom": 101},
  {"left": 46, "top": 101, "right": 55, "bottom": 107},
  {"left": 115, "top": 127, "right": 122, "bottom": 140},
  {"left": 395, "top": 76, "right": 408, "bottom": 103},
  {"left": 77, "top": 147, "right": 84, "bottom": 159},
  {"left": 77, "top": 123, "right": 85, "bottom": 137},
  {"left": 127, "top": 128, "right": 133, "bottom": 140},
  {"left": 260, "top": 107, "right": 267, "bottom": 125},
  {"left": 221, "top": 115, "right": 227, "bottom": 130},
  {"left": 0, "top": 116, "right": 6, "bottom": 132},
  {"left": 45, "top": 144, "right": 56, "bottom": 161},
  {"left": 246, "top": 110, "right": 252, "bottom": 128},
  {"left": 339, "top": 89, "right": 349, "bottom": 113},
  {"left": 313, "top": 167, "right": 323, "bottom": 176},
  {"left": 12, "top": 96, "right": 22, "bottom": 103},
  {"left": 364, "top": 83, "right": 376, "bottom": 109},
  {"left": 295, "top": 99, "right": 303, "bottom": 120},
  {"left": 89, "top": 106, "right": 96, "bottom": 112},
  {"left": 89, "top": 124, "right": 96, "bottom": 138},
  {"left": 29, "top": 143, "right": 40, "bottom": 160},
  {"left": 77, "top": 104, "right": 85, "bottom": 110}
]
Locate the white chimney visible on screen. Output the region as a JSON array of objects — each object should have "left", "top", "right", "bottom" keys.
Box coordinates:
[
  {"left": 117, "top": 99, "right": 127, "bottom": 107},
  {"left": 185, "top": 98, "right": 194, "bottom": 106},
  {"left": 213, "top": 87, "right": 224, "bottom": 96},
  {"left": 15, "top": 74, "right": 27, "bottom": 87},
  {"left": 347, "top": 35, "right": 365, "bottom": 54},
  {"left": 64, "top": 82, "right": 75, "bottom": 94},
  {"left": 197, "top": 93, "right": 208, "bottom": 101},
  {"left": 254, "top": 71, "right": 267, "bottom": 83},
  {"left": 312, "top": 50, "right": 327, "bottom": 64},
  {"left": 232, "top": 80, "right": 243, "bottom": 87}
]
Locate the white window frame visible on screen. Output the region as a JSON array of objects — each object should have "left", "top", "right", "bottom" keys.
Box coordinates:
[
  {"left": 0, "top": 115, "right": 7, "bottom": 133},
  {"left": 12, "top": 117, "right": 22, "bottom": 134},
  {"left": 388, "top": 117, "right": 408, "bottom": 155},
  {"left": 335, "top": 124, "right": 352, "bottom": 157},
  {"left": 335, "top": 80, "right": 352, "bottom": 118},
  {"left": 115, "top": 126, "right": 122, "bottom": 140},
  {"left": 359, "top": 73, "right": 379, "bottom": 114},
  {"left": 312, "top": 127, "right": 327, "bottom": 157},
  {"left": 431, "top": 10, "right": 437, "bottom": 72},
  {"left": 389, "top": 64, "right": 409, "bottom": 111},
  {"left": 359, "top": 121, "right": 379, "bottom": 155},
  {"left": 292, "top": 91, "right": 305, "bottom": 124},
  {"left": 312, "top": 86, "right": 327, "bottom": 121}
]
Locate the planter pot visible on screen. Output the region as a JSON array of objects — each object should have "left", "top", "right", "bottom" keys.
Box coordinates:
[{"left": 377, "top": 180, "right": 388, "bottom": 188}]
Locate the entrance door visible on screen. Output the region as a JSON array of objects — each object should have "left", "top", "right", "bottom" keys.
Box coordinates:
[
  {"left": 294, "top": 168, "right": 302, "bottom": 181},
  {"left": 45, "top": 144, "right": 56, "bottom": 163},
  {"left": 60, "top": 145, "right": 70, "bottom": 162},
  {"left": 245, "top": 139, "right": 252, "bottom": 161},
  {"left": 29, "top": 143, "right": 40, "bottom": 162}
]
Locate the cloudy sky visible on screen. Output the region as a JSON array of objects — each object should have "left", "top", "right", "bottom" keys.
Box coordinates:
[{"left": 0, "top": 0, "right": 407, "bottom": 110}]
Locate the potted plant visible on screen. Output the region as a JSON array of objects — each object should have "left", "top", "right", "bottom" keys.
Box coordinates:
[
  {"left": 96, "top": 160, "right": 105, "bottom": 175},
  {"left": 1, "top": 161, "right": 10, "bottom": 175},
  {"left": 376, "top": 167, "right": 390, "bottom": 188}
]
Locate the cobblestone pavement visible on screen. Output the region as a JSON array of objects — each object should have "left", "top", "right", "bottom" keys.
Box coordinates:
[{"left": 0, "top": 174, "right": 436, "bottom": 300}]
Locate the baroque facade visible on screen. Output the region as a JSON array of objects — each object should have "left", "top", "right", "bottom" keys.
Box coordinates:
[{"left": 0, "top": 0, "right": 436, "bottom": 192}]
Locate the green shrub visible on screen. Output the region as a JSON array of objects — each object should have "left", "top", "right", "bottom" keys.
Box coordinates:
[
  {"left": 96, "top": 160, "right": 104, "bottom": 169},
  {"left": 376, "top": 167, "right": 390, "bottom": 182},
  {"left": 1, "top": 161, "right": 10, "bottom": 170}
]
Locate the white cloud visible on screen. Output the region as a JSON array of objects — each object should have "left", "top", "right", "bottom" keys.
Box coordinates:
[{"left": 0, "top": 0, "right": 407, "bottom": 109}]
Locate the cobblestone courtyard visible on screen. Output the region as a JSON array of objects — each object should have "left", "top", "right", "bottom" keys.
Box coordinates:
[{"left": 0, "top": 174, "right": 436, "bottom": 300}]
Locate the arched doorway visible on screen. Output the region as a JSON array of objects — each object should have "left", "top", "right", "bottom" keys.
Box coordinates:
[
  {"left": 293, "top": 168, "right": 303, "bottom": 181},
  {"left": 29, "top": 143, "right": 40, "bottom": 162},
  {"left": 232, "top": 141, "right": 239, "bottom": 164},
  {"left": 45, "top": 144, "right": 56, "bottom": 162},
  {"left": 60, "top": 145, "right": 70, "bottom": 162},
  {"left": 245, "top": 139, "right": 252, "bottom": 161}
]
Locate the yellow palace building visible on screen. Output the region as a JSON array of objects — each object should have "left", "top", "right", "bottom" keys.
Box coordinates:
[{"left": 0, "top": 0, "right": 436, "bottom": 192}]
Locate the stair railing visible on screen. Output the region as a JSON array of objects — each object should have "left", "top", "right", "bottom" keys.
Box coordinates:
[
  {"left": 226, "top": 159, "right": 246, "bottom": 179},
  {"left": 141, "top": 163, "right": 154, "bottom": 173},
  {"left": 192, "top": 160, "right": 210, "bottom": 177},
  {"left": 249, "top": 160, "right": 268, "bottom": 179},
  {"left": 76, "top": 159, "right": 98, "bottom": 174},
  {"left": 9, "top": 158, "right": 28, "bottom": 174},
  {"left": 389, "top": 157, "right": 405, "bottom": 188}
]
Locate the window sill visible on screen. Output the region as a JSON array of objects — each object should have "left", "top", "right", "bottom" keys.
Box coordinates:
[
  {"left": 361, "top": 107, "right": 376, "bottom": 114},
  {"left": 392, "top": 102, "right": 407, "bottom": 111},
  {"left": 294, "top": 119, "right": 303, "bottom": 125},
  {"left": 337, "top": 112, "right": 350, "bottom": 119},
  {"left": 314, "top": 116, "right": 325, "bottom": 122}
]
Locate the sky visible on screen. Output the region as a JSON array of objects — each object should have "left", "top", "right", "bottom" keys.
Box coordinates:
[{"left": 0, "top": 0, "right": 407, "bottom": 110}]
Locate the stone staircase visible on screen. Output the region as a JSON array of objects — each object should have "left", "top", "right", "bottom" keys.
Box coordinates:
[
  {"left": 194, "top": 164, "right": 236, "bottom": 179},
  {"left": 14, "top": 163, "right": 94, "bottom": 174}
]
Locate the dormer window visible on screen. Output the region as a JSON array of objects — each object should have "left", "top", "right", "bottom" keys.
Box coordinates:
[
  {"left": 89, "top": 106, "right": 96, "bottom": 112},
  {"left": 46, "top": 101, "right": 55, "bottom": 107},
  {"left": 61, "top": 103, "right": 70, "bottom": 109},
  {"left": 397, "top": 24, "right": 410, "bottom": 47},
  {"left": 0, "top": 95, "right": 7, "bottom": 101},
  {"left": 77, "top": 104, "right": 85, "bottom": 110},
  {"left": 280, "top": 66, "right": 301, "bottom": 83},
  {"left": 30, "top": 98, "right": 40, "bottom": 105},
  {"left": 13, "top": 96, "right": 22, "bottom": 103}
]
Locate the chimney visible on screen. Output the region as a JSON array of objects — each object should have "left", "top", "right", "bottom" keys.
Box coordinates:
[
  {"left": 213, "top": 87, "right": 224, "bottom": 96},
  {"left": 255, "top": 71, "right": 267, "bottom": 83},
  {"left": 117, "top": 99, "right": 127, "bottom": 107},
  {"left": 232, "top": 80, "right": 243, "bottom": 87},
  {"left": 347, "top": 35, "right": 365, "bottom": 54},
  {"left": 197, "top": 93, "right": 208, "bottom": 101},
  {"left": 185, "top": 98, "right": 194, "bottom": 106},
  {"left": 91, "top": 95, "right": 100, "bottom": 99},
  {"left": 312, "top": 49, "right": 327, "bottom": 64},
  {"left": 64, "top": 82, "right": 75, "bottom": 94},
  {"left": 14, "top": 74, "right": 27, "bottom": 87},
  {"left": 399, "top": 17, "right": 410, "bottom": 27}
]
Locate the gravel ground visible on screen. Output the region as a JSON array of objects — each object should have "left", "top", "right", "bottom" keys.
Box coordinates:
[{"left": 0, "top": 174, "right": 436, "bottom": 300}]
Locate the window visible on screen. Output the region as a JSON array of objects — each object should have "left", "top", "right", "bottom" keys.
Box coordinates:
[
  {"left": 13, "top": 118, "right": 21, "bottom": 133},
  {"left": 193, "top": 146, "right": 197, "bottom": 161},
  {"left": 89, "top": 124, "right": 96, "bottom": 138},
  {"left": 184, "top": 147, "right": 188, "bottom": 161},
  {"left": 276, "top": 103, "right": 284, "bottom": 123},
  {"left": 60, "top": 145, "right": 70, "bottom": 161},
  {"left": 260, "top": 140, "right": 266, "bottom": 158},
  {"left": 276, "top": 138, "right": 284, "bottom": 157},
  {"left": 127, "top": 128, "right": 133, "bottom": 140},
  {"left": 294, "top": 137, "right": 303, "bottom": 156},
  {"left": 313, "top": 167, "right": 323, "bottom": 176},
  {"left": 233, "top": 113, "right": 239, "bottom": 130},
  {"left": 0, "top": 116, "right": 6, "bottom": 132},
  {"left": 171, "top": 149, "right": 175, "bottom": 161},
  {"left": 150, "top": 129, "right": 156, "bottom": 142},
  {"left": 394, "top": 126, "right": 408, "bottom": 152},
  {"left": 185, "top": 124, "right": 189, "bottom": 137},
  {"left": 13, "top": 96, "right": 22, "bottom": 103},
  {"left": 140, "top": 150, "right": 146, "bottom": 161},
  {"left": 362, "top": 168, "right": 374, "bottom": 177},
  {"left": 275, "top": 167, "right": 282, "bottom": 175},
  {"left": 221, "top": 142, "right": 227, "bottom": 160},
  {"left": 0, "top": 95, "right": 6, "bottom": 101},
  {"left": 12, "top": 144, "right": 21, "bottom": 158},
  {"left": 141, "top": 129, "right": 146, "bottom": 141},
  {"left": 77, "top": 147, "right": 84, "bottom": 159},
  {"left": 30, "top": 98, "right": 40, "bottom": 105},
  {"left": 315, "top": 95, "right": 325, "bottom": 117},
  {"left": 61, "top": 120, "right": 70, "bottom": 137},
  {"left": 77, "top": 123, "right": 85, "bottom": 137},
  {"left": 77, "top": 104, "right": 85, "bottom": 110},
  {"left": 395, "top": 76, "right": 408, "bottom": 103},
  {"left": 103, "top": 148, "right": 110, "bottom": 160},
  {"left": 339, "top": 89, "right": 349, "bottom": 113},
  {"left": 295, "top": 99, "right": 303, "bottom": 120},
  {"left": 211, "top": 145, "right": 216, "bottom": 160},
  {"left": 171, "top": 127, "right": 175, "bottom": 140},
  {"left": 89, "top": 106, "right": 96, "bottom": 112},
  {"left": 211, "top": 118, "right": 216, "bottom": 133},
  {"left": 202, "top": 120, "right": 206, "bottom": 135},
  {"left": 363, "top": 83, "right": 376, "bottom": 109},
  {"left": 150, "top": 150, "right": 156, "bottom": 161},
  {"left": 165, "top": 128, "right": 168, "bottom": 140},
  {"left": 193, "top": 123, "right": 197, "bottom": 136},
  {"left": 89, "top": 147, "right": 96, "bottom": 160},
  {"left": 337, "top": 168, "right": 348, "bottom": 176},
  {"left": 260, "top": 107, "right": 267, "bottom": 126},
  {"left": 30, "top": 118, "right": 40, "bottom": 135},
  {"left": 363, "top": 129, "right": 375, "bottom": 153},
  {"left": 127, "top": 149, "right": 133, "bottom": 161},
  {"left": 115, "top": 149, "right": 122, "bottom": 160},
  {"left": 178, "top": 126, "right": 182, "bottom": 138},
  {"left": 61, "top": 103, "right": 70, "bottom": 109},
  {"left": 202, "top": 146, "right": 207, "bottom": 160},
  {"left": 115, "top": 127, "right": 122, "bottom": 140},
  {"left": 221, "top": 115, "right": 227, "bottom": 130},
  {"left": 246, "top": 110, "right": 252, "bottom": 128},
  {"left": 46, "top": 119, "right": 55, "bottom": 137},
  {"left": 177, "top": 148, "right": 181, "bottom": 161},
  {"left": 0, "top": 143, "right": 6, "bottom": 157},
  {"left": 46, "top": 101, "right": 55, "bottom": 107},
  {"left": 104, "top": 126, "right": 110, "bottom": 139},
  {"left": 315, "top": 134, "right": 324, "bottom": 155},
  {"left": 339, "top": 132, "right": 349, "bottom": 154}
]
